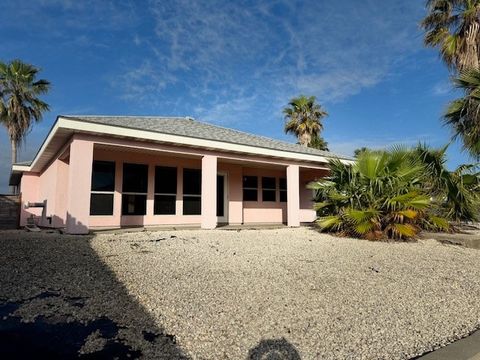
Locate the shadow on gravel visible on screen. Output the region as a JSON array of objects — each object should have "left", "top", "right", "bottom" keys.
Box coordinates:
[
  {"left": 248, "top": 338, "right": 301, "bottom": 360},
  {"left": 0, "top": 231, "right": 189, "bottom": 359}
]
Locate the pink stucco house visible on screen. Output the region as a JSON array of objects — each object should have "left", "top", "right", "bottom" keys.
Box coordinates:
[{"left": 9, "top": 115, "right": 350, "bottom": 234}]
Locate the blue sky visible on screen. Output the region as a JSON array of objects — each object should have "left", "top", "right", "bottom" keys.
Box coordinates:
[{"left": 0, "top": 0, "right": 472, "bottom": 193}]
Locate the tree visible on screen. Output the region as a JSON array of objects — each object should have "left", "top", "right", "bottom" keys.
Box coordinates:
[
  {"left": 421, "top": 0, "right": 480, "bottom": 72},
  {"left": 0, "top": 59, "right": 50, "bottom": 166},
  {"left": 413, "top": 143, "right": 480, "bottom": 222},
  {"left": 444, "top": 69, "right": 480, "bottom": 158},
  {"left": 283, "top": 95, "right": 328, "bottom": 147},
  {"left": 353, "top": 147, "right": 369, "bottom": 157},
  {"left": 308, "top": 147, "right": 453, "bottom": 240},
  {"left": 308, "top": 134, "right": 329, "bottom": 151}
]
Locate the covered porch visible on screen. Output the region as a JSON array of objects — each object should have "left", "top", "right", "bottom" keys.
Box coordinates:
[{"left": 20, "top": 134, "right": 329, "bottom": 234}]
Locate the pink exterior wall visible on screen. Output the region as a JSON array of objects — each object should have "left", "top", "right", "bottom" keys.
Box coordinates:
[
  {"left": 19, "top": 173, "right": 40, "bottom": 226},
  {"left": 201, "top": 155, "right": 217, "bottom": 229},
  {"left": 218, "top": 163, "right": 243, "bottom": 225},
  {"left": 287, "top": 165, "right": 300, "bottom": 227},
  {"left": 89, "top": 147, "right": 203, "bottom": 228},
  {"left": 18, "top": 134, "right": 328, "bottom": 230},
  {"left": 19, "top": 157, "right": 70, "bottom": 228},
  {"left": 299, "top": 169, "right": 328, "bottom": 223},
  {"left": 66, "top": 138, "right": 93, "bottom": 234},
  {"left": 242, "top": 167, "right": 287, "bottom": 224}
]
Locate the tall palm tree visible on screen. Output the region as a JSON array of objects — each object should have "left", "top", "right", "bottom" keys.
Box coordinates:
[
  {"left": 283, "top": 95, "right": 328, "bottom": 146},
  {"left": 421, "top": 0, "right": 480, "bottom": 71},
  {"left": 0, "top": 60, "right": 50, "bottom": 165},
  {"left": 308, "top": 134, "right": 329, "bottom": 151},
  {"left": 444, "top": 68, "right": 480, "bottom": 157}
]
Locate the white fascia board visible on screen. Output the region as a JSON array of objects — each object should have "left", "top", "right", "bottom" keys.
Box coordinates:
[
  {"left": 11, "top": 165, "right": 31, "bottom": 172},
  {"left": 27, "top": 119, "right": 62, "bottom": 172},
  {"left": 18, "top": 116, "right": 353, "bottom": 174},
  {"left": 58, "top": 117, "right": 351, "bottom": 164}
]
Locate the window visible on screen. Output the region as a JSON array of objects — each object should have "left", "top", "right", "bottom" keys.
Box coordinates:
[
  {"left": 243, "top": 176, "right": 258, "bottom": 201},
  {"left": 90, "top": 161, "right": 115, "bottom": 215},
  {"left": 279, "top": 178, "right": 287, "bottom": 202},
  {"left": 183, "top": 169, "right": 201, "bottom": 215},
  {"left": 154, "top": 166, "right": 177, "bottom": 215},
  {"left": 262, "top": 177, "right": 276, "bottom": 202},
  {"left": 122, "top": 163, "right": 148, "bottom": 215}
]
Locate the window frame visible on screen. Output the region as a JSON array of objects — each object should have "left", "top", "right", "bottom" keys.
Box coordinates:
[
  {"left": 90, "top": 160, "right": 116, "bottom": 216},
  {"left": 243, "top": 175, "right": 258, "bottom": 202},
  {"left": 279, "top": 177, "right": 287, "bottom": 203},
  {"left": 122, "top": 163, "right": 149, "bottom": 216},
  {"left": 261, "top": 176, "right": 276, "bottom": 202},
  {"left": 183, "top": 168, "right": 202, "bottom": 215},
  {"left": 154, "top": 166, "right": 177, "bottom": 215}
]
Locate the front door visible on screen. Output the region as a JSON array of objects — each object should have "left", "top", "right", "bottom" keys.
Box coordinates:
[{"left": 217, "top": 173, "right": 228, "bottom": 223}]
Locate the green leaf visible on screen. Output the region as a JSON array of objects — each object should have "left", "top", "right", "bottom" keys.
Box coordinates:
[
  {"left": 317, "top": 216, "right": 342, "bottom": 230},
  {"left": 392, "top": 223, "right": 418, "bottom": 238}
]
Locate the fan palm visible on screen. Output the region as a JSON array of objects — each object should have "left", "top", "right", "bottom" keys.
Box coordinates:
[
  {"left": 421, "top": 0, "right": 480, "bottom": 71},
  {"left": 414, "top": 143, "right": 480, "bottom": 221},
  {"left": 308, "top": 134, "right": 329, "bottom": 151},
  {"left": 0, "top": 59, "right": 50, "bottom": 165},
  {"left": 309, "top": 148, "right": 449, "bottom": 240},
  {"left": 283, "top": 95, "right": 328, "bottom": 146},
  {"left": 444, "top": 68, "right": 480, "bottom": 158}
]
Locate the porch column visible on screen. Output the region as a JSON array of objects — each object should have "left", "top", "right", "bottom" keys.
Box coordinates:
[
  {"left": 66, "top": 138, "right": 94, "bottom": 234},
  {"left": 286, "top": 164, "right": 300, "bottom": 227},
  {"left": 201, "top": 155, "right": 217, "bottom": 229}
]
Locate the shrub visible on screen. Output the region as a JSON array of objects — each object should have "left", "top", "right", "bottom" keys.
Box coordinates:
[{"left": 309, "top": 147, "right": 452, "bottom": 240}]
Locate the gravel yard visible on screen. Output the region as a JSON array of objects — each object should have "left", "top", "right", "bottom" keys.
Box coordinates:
[{"left": 1, "top": 227, "right": 480, "bottom": 359}]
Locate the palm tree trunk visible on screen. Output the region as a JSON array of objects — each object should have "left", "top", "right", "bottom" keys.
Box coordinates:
[
  {"left": 10, "top": 139, "right": 17, "bottom": 195},
  {"left": 299, "top": 133, "right": 311, "bottom": 147},
  {"left": 11, "top": 139, "right": 17, "bottom": 165}
]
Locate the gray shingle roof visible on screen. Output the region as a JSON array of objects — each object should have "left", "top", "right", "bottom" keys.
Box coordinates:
[{"left": 61, "top": 115, "right": 351, "bottom": 160}]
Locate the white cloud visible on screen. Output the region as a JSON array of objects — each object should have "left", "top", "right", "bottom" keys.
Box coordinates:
[
  {"left": 113, "top": 0, "right": 425, "bottom": 122},
  {"left": 432, "top": 80, "right": 452, "bottom": 96},
  {"left": 113, "top": 61, "right": 178, "bottom": 108}
]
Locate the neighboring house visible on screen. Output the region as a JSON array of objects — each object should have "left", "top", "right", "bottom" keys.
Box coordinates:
[{"left": 9, "top": 116, "right": 351, "bottom": 234}]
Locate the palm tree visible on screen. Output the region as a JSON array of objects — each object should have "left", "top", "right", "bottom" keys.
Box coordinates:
[
  {"left": 283, "top": 95, "right": 328, "bottom": 146},
  {"left": 353, "top": 147, "right": 369, "bottom": 157},
  {"left": 444, "top": 69, "right": 480, "bottom": 158},
  {"left": 421, "top": 0, "right": 480, "bottom": 71},
  {"left": 414, "top": 143, "right": 480, "bottom": 221},
  {"left": 309, "top": 148, "right": 444, "bottom": 240},
  {"left": 308, "top": 134, "right": 329, "bottom": 151},
  {"left": 0, "top": 59, "right": 50, "bottom": 165}
]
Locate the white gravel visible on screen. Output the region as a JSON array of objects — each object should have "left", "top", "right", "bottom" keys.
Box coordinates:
[{"left": 1, "top": 227, "right": 480, "bottom": 359}]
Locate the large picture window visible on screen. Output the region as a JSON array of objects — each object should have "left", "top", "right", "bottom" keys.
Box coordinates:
[
  {"left": 279, "top": 178, "right": 287, "bottom": 202},
  {"left": 183, "top": 168, "right": 201, "bottom": 215},
  {"left": 154, "top": 166, "right": 177, "bottom": 215},
  {"left": 262, "top": 177, "right": 276, "bottom": 202},
  {"left": 243, "top": 176, "right": 258, "bottom": 201},
  {"left": 90, "top": 161, "right": 115, "bottom": 215},
  {"left": 122, "top": 163, "right": 148, "bottom": 215}
]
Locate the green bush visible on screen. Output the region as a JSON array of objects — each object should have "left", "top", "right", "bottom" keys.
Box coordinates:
[{"left": 309, "top": 146, "right": 479, "bottom": 240}]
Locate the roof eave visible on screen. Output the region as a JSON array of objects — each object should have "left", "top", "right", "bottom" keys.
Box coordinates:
[{"left": 22, "top": 115, "right": 354, "bottom": 174}]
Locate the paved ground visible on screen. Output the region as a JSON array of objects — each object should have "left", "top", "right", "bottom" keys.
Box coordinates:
[
  {"left": 417, "top": 330, "right": 480, "bottom": 360},
  {"left": 1, "top": 228, "right": 480, "bottom": 359}
]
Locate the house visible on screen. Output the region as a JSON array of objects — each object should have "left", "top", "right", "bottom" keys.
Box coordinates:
[{"left": 9, "top": 116, "right": 351, "bottom": 234}]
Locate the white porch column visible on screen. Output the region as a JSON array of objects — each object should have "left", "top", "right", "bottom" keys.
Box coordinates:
[
  {"left": 201, "top": 155, "right": 217, "bottom": 229},
  {"left": 286, "top": 164, "right": 300, "bottom": 227},
  {"left": 66, "top": 137, "right": 94, "bottom": 234}
]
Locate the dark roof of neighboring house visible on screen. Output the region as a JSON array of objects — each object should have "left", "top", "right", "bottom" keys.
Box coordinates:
[
  {"left": 60, "top": 115, "right": 351, "bottom": 160},
  {"left": 13, "top": 161, "right": 32, "bottom": 166}
]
